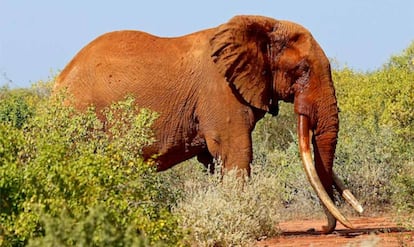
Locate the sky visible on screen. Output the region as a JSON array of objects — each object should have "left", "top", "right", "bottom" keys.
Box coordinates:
[{"left": 1, "top": 1, "right": 413, "bottom": 88}]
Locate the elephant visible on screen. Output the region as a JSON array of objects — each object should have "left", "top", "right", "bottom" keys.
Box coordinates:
[{"left": 53, "top": 15, "right": 363, "bottom": 233}]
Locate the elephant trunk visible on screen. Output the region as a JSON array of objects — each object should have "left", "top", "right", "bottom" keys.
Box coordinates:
[
  {"left": 296, "top": 80, "right": 362, "bottom": 232},
  {"left": 311, "top": 92, "right": 341, "bottom": 232}
]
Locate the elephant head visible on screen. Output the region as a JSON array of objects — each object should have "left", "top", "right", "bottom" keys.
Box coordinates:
[{"left": 210, "top": 16, "right": 362, "bottom": 232}]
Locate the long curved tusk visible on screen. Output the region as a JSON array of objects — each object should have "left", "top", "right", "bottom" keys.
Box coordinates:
[
  {"left": 333, "top": 172, "right": 364, "bottom": 213},
  {"left": 298, "top": 114, "right": 354, "bottom": 229}
]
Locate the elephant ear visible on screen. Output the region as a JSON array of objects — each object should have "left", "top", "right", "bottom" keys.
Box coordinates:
[{"left": 210, "top": 15, "right": 278, "bottom": 112}]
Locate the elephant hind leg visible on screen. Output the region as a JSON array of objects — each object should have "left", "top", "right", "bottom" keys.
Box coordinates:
[{"left": 197, "top": 150, "right": 215, "bottom": 174}]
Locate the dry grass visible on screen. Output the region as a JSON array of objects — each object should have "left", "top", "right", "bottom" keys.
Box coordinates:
[{"left": 162, "top": 161, "right": 283, "bottom": 246}]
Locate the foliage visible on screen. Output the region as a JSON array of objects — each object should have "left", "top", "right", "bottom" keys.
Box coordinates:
[
  {"left": 333, "top": 42, "right": 413, "bottom": 219},
  {"left": 0, "top": 89, "right": 181, "bottom": 246},
  {"left": 387, "top": 41, "right": 414, "bottom": 72},
  {"left": 393, "top": 161, "right": 414, "bottom": 229},
  {"left": 334, "top": 67, "right": 413, "bottom": 149},
  {"left": 0, "top": 87, "right": 35, "bottom": 129}
]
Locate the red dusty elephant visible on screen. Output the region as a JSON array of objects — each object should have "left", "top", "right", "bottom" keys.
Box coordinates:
[{"left": 54, "top": 15, "right": 363, "bottom": 233}]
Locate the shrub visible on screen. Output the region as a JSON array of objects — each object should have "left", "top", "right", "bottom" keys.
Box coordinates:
[
  {"left": 393, "top": 161, "right": 414, "bottom": 229},
  {"left": 169, "top": 161, "right": 282, "bottom": 247},
  {"left": 333, "top": 41, "right": 414, "bottom": 219},
  {"left": 334, "top": 42, "right": 414, "bottom": 154},
  {"left": 0, "top": 87, "right": 35, "bottom": 129},
  {"left": 0, "top": 90, "right": 182, "bottom": 246},
  {"left": 334, "top": 121, "right": 396, "bottom": 209}
]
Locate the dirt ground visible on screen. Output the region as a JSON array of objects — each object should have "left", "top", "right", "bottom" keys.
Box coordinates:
[{"left": 256, "top": 217, "right": 414, "bottom": 247}]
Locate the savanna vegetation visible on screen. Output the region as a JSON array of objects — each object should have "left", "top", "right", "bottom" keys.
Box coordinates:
[{"left": 0, "top": 41, "right": 413, "bottom": 246}]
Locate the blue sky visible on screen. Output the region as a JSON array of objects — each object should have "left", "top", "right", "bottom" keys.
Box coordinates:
[{"left": 1, "top": 1, "right": 413, "bottom": 88}]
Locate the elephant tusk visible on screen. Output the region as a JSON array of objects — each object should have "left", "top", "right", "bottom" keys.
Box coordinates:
[
  {"left": 298, "top": 114, "right": 354, "bottom": 230},
  {"left": 333, "top": 172, "right": 364, "bottom": 213}
]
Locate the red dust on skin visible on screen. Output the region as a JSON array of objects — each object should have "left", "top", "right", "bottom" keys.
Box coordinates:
[{"left": 256, "top": 217, "right": 414, "bottom": 247}]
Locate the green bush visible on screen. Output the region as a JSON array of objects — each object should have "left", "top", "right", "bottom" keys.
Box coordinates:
[
  {"left": 0, "top": 87, "right": 35, "bottom": 129},
  {"left": 0, "top": 90, "right": 182, "bottom": 246},
  {"left": 393, "top": 161, "right": 414, "bottom": 229},
  {"left": 333, "top": 41, "right": 413, "bottom": 219},
  {"left": 334, "top": 42, "right": 413, "bottom": 153}
]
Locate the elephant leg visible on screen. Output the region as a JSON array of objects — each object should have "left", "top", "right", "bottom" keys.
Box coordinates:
[
  {"left": 197, "top": 150, "right": 215, "bottom": 174},
  {"left": 204, "top": 132, "right": 252, "bottom": 178}
]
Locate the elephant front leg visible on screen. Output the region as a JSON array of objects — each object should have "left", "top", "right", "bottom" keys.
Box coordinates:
[{"left": 204, "top": 132, "right": 253, "bottom": 178}]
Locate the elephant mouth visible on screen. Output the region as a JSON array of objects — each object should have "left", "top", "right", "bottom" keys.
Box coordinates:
[{"left": 297, "top": 114, "right": 363, "bottom": 230}]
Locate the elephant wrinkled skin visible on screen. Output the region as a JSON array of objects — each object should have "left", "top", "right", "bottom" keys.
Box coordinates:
[{"left": 54, "top": 15, "right": 362, "bottom": 233}]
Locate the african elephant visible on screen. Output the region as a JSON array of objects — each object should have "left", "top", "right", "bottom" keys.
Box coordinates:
[{"left": 54, "top": 15, "right": 362, "bottom": 233}]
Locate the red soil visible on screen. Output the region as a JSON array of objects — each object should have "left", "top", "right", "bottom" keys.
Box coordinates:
[{"left": 257, "top": 217, "right": 413, "bottom": 247}]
